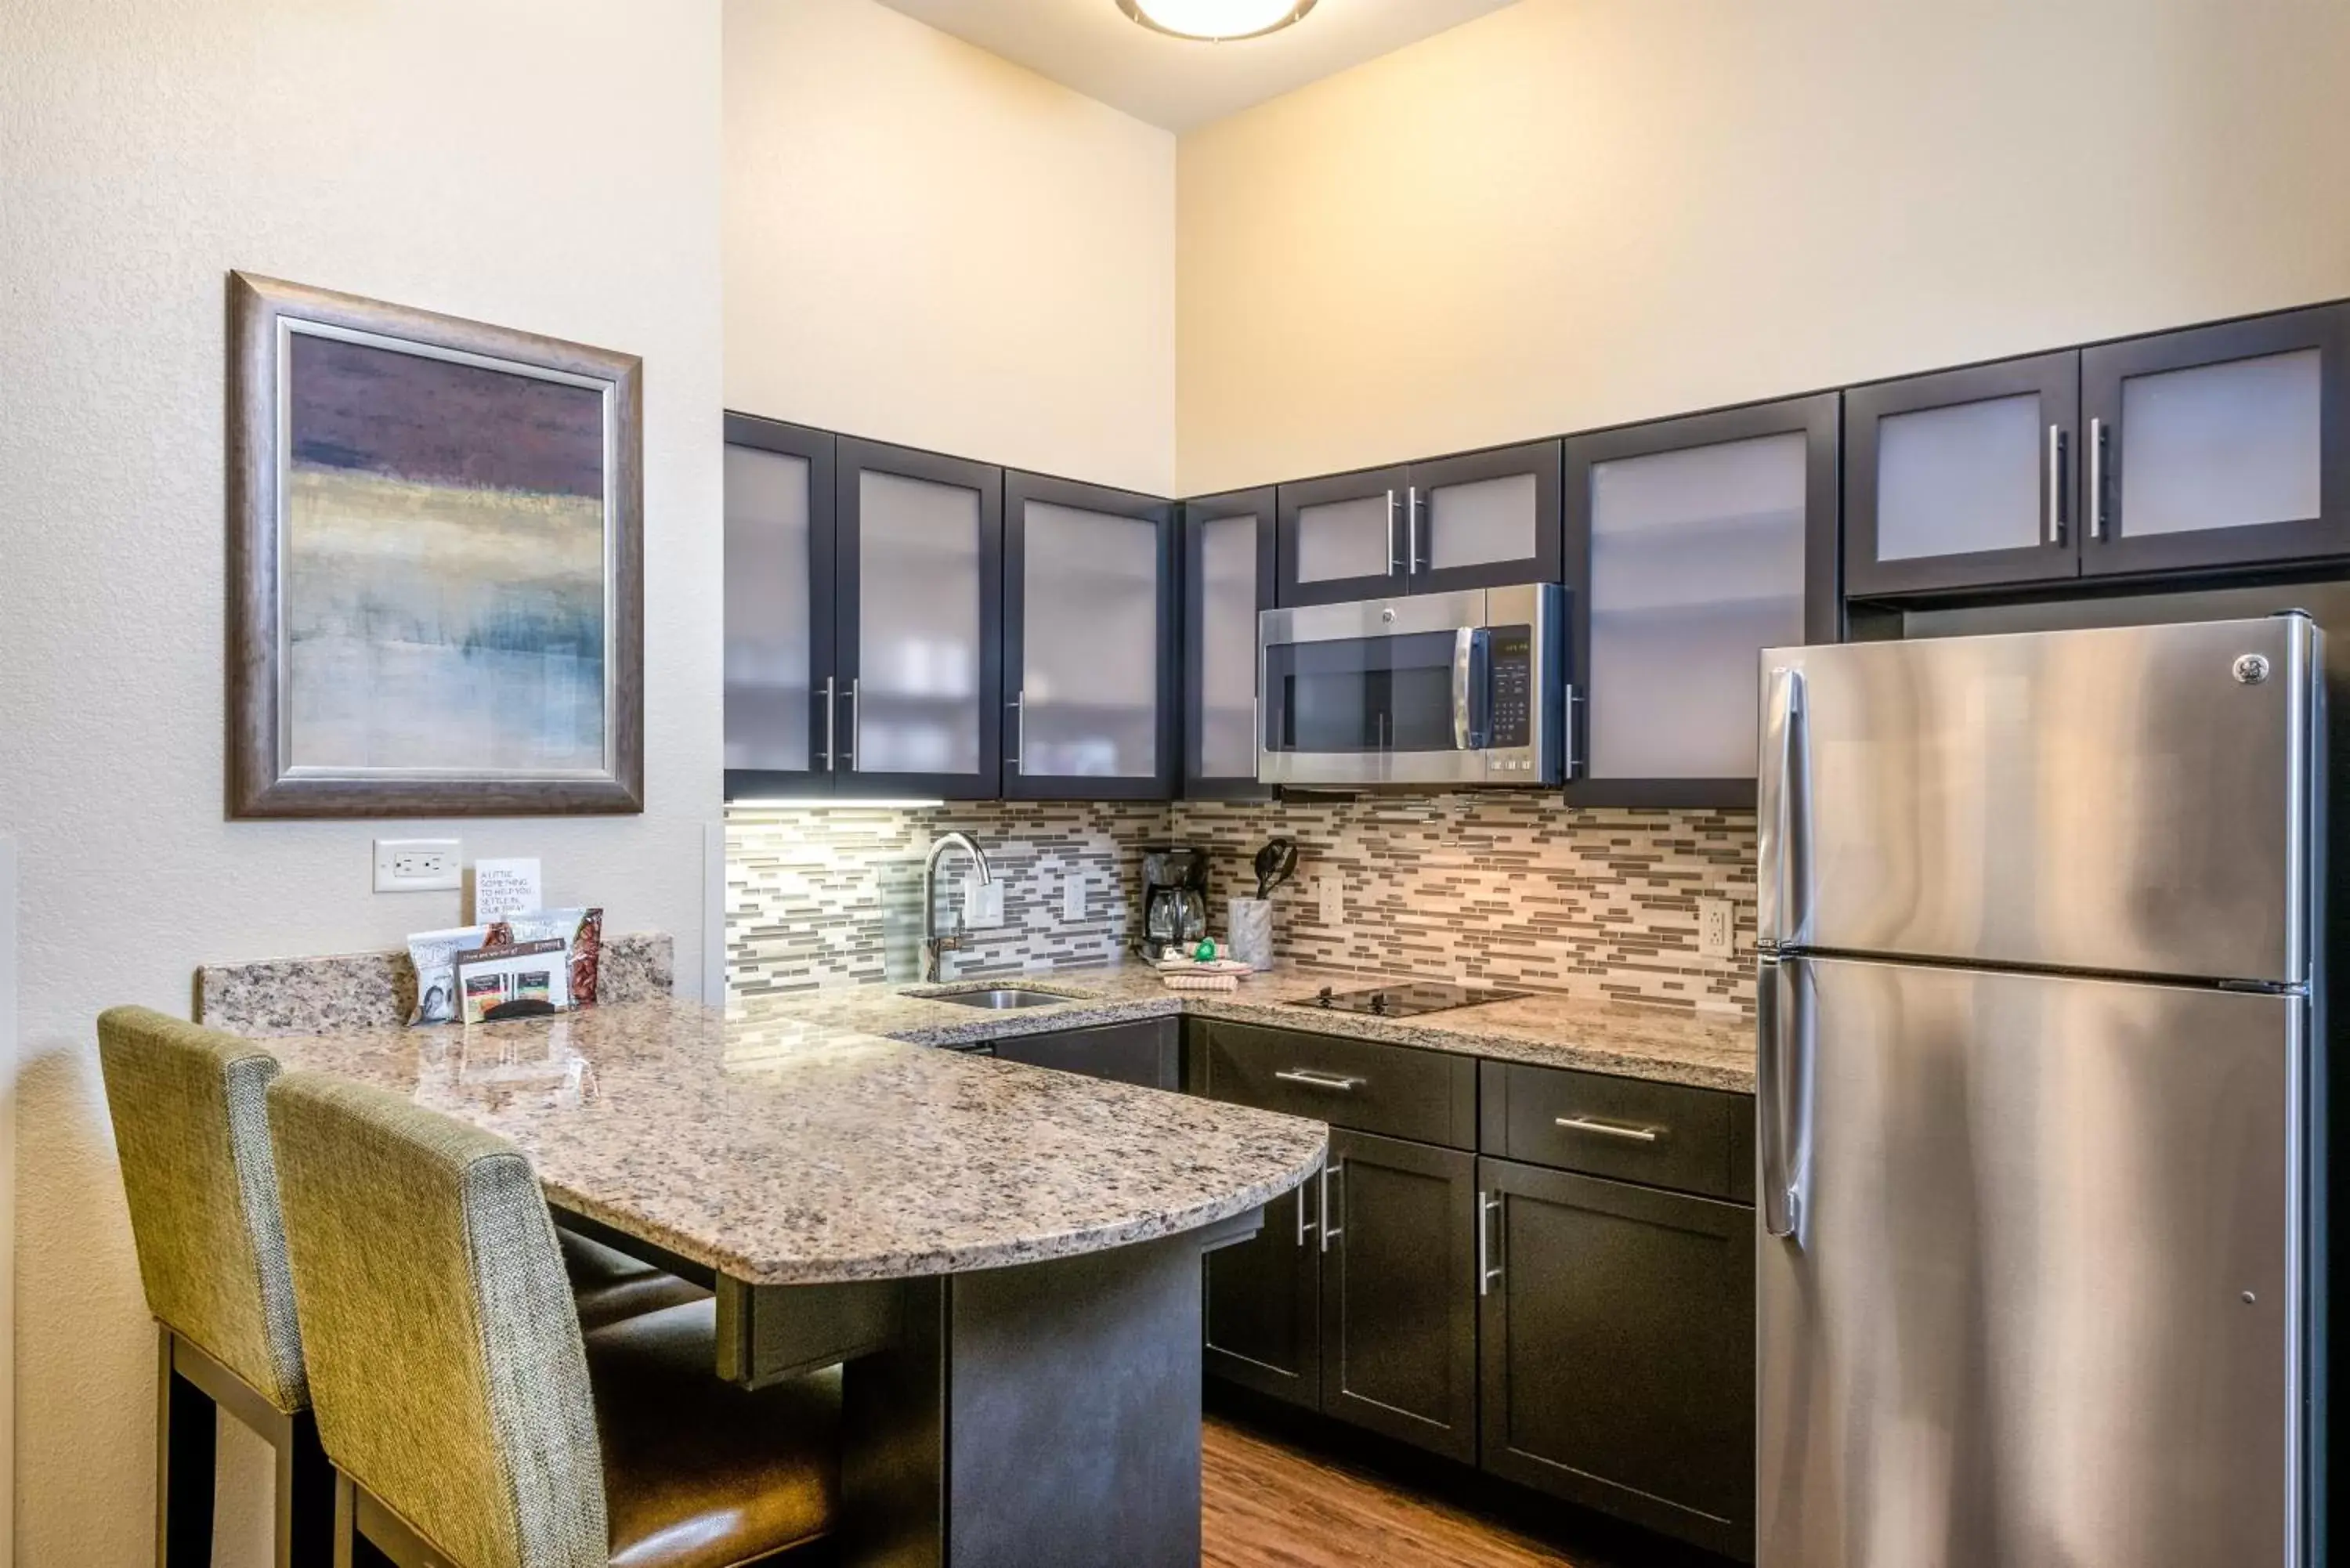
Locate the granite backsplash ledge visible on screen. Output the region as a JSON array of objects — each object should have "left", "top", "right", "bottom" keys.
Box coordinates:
[{"left": 726, "top": 795, "right": 1757, "bottom": 1015}]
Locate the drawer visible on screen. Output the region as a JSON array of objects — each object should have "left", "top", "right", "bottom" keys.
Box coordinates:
[
  {"left": 1191, "top": 1021, "right": 1477, "bottom": 1150},
  {"left": 1479, "top": 1060, "right": 1749, "bottom": 1201}
]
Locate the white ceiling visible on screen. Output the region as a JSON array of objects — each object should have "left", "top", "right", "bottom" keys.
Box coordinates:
[{"left": 871, "top": 0, "right": 1522, "bottom": 132}]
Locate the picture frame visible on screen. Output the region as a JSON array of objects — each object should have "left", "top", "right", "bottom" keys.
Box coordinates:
[{"left": 226, "top": 271, "right": 644, "bottom": 817}]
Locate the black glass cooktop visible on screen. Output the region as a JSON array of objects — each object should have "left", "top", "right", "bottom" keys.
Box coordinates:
[{"left": 1289, "top": 981, "right": 1527, "bottom": 1018}]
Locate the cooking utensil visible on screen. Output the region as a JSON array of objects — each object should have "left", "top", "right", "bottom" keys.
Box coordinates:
[{"left": 1253, "top": 838, "right": 1298, "bottom": 900}]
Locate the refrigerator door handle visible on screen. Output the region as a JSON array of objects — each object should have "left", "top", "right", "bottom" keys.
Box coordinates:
[
  {"left": 1758, "top": 953, "right": 1811, "bottom": 1242},
  {"left": 1757, "top": 665, "right": 1809, "bottom": 948}
]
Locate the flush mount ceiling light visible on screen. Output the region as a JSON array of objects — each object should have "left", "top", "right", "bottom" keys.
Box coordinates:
[{"left": 1116, "top": 0, "right": 1318, "bottom": 43}]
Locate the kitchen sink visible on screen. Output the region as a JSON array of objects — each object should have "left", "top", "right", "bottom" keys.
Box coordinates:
[{"left": 927, "top": 988, "right": 1075, "bottom": 1010}]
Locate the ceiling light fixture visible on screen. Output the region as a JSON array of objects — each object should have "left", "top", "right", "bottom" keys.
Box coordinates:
[{"left": 1116, "top": 0, "right": 1317, "bottom": 43}]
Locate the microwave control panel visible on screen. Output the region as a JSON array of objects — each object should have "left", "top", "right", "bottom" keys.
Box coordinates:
[{"left": 1488, "top": 626, "right": 1534, "bottom": 748}]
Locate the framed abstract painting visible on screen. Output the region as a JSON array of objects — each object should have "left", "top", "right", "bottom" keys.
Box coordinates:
[{"left": 226, "top": 272, "right": 643, "bottom": 817}]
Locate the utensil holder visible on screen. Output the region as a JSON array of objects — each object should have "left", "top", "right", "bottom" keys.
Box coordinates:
[{"left": 1228, "top": 897, "right": 1274, "bottom": 971}]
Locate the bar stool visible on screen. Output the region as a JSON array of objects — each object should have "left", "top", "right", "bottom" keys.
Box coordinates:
[
  {"left": 265, "top": 1068, "right": 841, "bottom": 1568},
  {"left": 97, "top": 1008, "right": 710, "bottom": 1568}
]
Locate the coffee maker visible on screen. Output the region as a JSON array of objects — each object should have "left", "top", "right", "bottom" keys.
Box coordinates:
[{"left": 1138, "top": 844, "right": 1210, "bottom": 961}]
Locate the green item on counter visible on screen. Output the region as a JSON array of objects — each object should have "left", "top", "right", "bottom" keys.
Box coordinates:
[{"left": 1194, "top": 938, "right": 1218, "bottom": 963}]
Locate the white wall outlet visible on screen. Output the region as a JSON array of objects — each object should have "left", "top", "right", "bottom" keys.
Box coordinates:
[
  {"left": 1318, "top": 873, "right": 1345, "bottom": 929},
  {"left": 963, "top": 873, "right": 1004, "bottom": 929},
  {"left": 1062, "top": 873, "right": 1086, "bottom": 923},
  {"left": 1699, "top": 898, "right": 1735, "bottom": 959},
  {"left": 374, "top": 838, "right": 461, "bottom": 894}
]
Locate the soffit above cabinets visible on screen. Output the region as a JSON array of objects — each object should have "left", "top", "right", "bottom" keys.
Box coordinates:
[{"left": 870, "top": 0, "right": 1521, "bottom": 132}]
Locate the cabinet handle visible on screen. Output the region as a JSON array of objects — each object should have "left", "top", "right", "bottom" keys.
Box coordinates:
[
  {"left": 1319, "top": 1162, "right": 1343, "bottom": 1252},
  {"left": 1007, "top": 691, "right": 1025, "bottom": 775},
  {"left": 1385, "top": 489, "right": 1400, "bottom": 576},
  {"left": 1274, "top": 1068, "right": 1364, "bottom": 1091},
  {"left": 1296, "top": 1167, "right": 1317, "bottom": 1246},
  {"left": 1478, "top": 1190, "right": 1502, "bottom": 1296},
  {"left": 2046, "top": 425, "right": 2069, "bottom": 544},
  {"left": 1554, "top": 1115, "right": 1661, "bottom": 1143},
  {"left": 844, "top": 678, "right": 860, "bottom": 771},
  {"left": 820, "top": 675, "right": 837, "bottom": 771},
  {"left": 1406, "top": 485, "right": 1423, "bottom": 574},
  {"left": 2088, "top": 417, "right": 2108, "bottom": 540}
]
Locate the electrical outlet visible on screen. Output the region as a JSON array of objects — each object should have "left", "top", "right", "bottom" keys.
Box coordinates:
[
  {"left": 1062, "top": 873, "right": 1086, "bottom": 922},
  {"left": 1699, "top": 898, "right": 1734, "bottom": 959},
  {"left": 963, "top": 874, "right": 1004, "bottom": 928},
  {"left": 1318, "top": 873, "right": 1345, "bottom": 929},
  {"left": 374, "top": 838, "right": 461, "bottom": 894}
]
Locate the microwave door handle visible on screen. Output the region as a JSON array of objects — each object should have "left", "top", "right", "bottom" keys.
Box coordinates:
[{"left": 1452, "top": 627, "right": 1476, "bottom": 750}]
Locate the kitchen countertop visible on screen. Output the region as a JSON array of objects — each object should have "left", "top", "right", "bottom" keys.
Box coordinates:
[
  {"left": 736, "top": 960, "right": 1759, "bottom": 1094},
  {"left": 257, "top": 999, "right": 1329, "bottom": 1287}
]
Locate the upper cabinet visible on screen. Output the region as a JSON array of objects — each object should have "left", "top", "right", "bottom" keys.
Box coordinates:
[
  {"left": 1562, "top": 395, "right": 1838, "bottom": 807},
  {"left": 1846, "top": 301, "right": 2350, "bottom": 598},
  {"left": 723, "top": 414, "right": 837, "bottom": 800},
  {"left": 1002, "top": 471, "right": 1177, "bottom": 800},
  {"left": 834, "top": 439, "right": 1005, "bottom": 800},
  {"left": 1275, "top": 441, "right": 1561, "bottom": 607},
  {"left": 2081, "top": 302, "right": 2350, "bottom": 576},
  {"left": 1182, "top": 487, "right": 1277, "bottom": 799}
]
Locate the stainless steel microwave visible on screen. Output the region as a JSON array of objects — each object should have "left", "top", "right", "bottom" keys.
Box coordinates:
[{"left": 1257, "top": 584, "right": 1566, "bottom": 787}]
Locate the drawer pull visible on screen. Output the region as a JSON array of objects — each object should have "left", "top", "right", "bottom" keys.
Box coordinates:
[
  {"left": 1556, "top": 1115, "right": 1661, "bottom": 1144},
  {"left": 1274, "top": 1068, "right": 1365, "bottom": 1092}
]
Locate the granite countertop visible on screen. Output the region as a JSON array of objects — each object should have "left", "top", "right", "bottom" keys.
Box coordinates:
[
  {"left": 739, "top": 960, "right": 1758, "bottom": 1094},
  {"left": 258, "top": 999, "right": 1328, "bottom": 1287}
]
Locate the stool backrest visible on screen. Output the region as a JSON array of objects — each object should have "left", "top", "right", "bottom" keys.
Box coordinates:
[
  {"left": 96, "top": 1006, "right": 308, "bottom": 1411},
  {"left": 266, "top": 1069, "right": 606, "bottom": 1568}
]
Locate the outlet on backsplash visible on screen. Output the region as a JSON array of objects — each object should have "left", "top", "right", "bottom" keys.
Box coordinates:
[
  {"left": 1062, "top": 873, "right": 1086, "bottom": 923},
  {"left": 1699, "top": 898, "right": 1734, "bottom": 959},
  {"left": 962, "top": 874, "right": 1004, "bottom": 929},
  {"left": 1318, "top": 873, "right": 1344, "bottom": 930}
]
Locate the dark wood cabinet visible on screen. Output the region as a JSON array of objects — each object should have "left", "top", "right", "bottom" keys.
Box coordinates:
[
  {"left": 1477, "top": 1157, "right": 1754, "bottom": 1559},
  {"left": 833, "top": 438, "right": 1003, "bottom": 800},
  {"left": 1002, "top": 471, "right": 1177, "bottom": 800},
  {"left": 1562, "top": 395, "right": 1838, "bottom": 808},
  {"left": 987, "top": 1017, "right": 1180, "bottom": 1090},
  {"left": 1319, "top": 1129, "right": 1480, "bottom": 1462},
  {"left": 723, "top": 414, "right": 838, "bottom": 801},
  {"left": 1180, "top": 486, "right": 1277, "bottom": 799},
  {"left": 1202, "top": 1174, "right": 1321, "bottom": 1410},
  {"left": 1274, "top": 442, "right": 1561, "bottom": 608}
]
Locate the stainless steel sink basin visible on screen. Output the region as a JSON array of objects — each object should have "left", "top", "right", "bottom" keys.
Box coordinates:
[{"left": 928, "top": 988, "right": 1072, "bottom": 1010}]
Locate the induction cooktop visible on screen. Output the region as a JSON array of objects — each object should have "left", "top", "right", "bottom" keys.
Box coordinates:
[{"left": 1289, "top": 981, "right": 1527, "bottom": 1018}]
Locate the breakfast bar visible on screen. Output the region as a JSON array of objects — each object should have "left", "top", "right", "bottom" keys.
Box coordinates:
[{"left": 258, "top": 998, "right": 1329, "bottom": 1568}]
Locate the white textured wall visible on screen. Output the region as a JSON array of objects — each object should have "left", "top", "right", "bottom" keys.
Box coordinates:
[
  {"left": 726, "top": 0, "right": 1177, "bottom": 495},
  {"left": 1177, "top": 0, "right": 2350, "bottom": 493},
  {"left": 0, "top": 2, "right": 724, "bottom": 1561}
]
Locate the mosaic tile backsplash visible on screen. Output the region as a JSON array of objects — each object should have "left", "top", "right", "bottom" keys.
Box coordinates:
[{"left": 726, "top": 796, "right": 1757, "bottom": 1015}]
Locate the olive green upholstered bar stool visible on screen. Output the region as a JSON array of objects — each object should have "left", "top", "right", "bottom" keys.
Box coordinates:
[
  {"left": 265, "top": 1069, "right": 841, "bottom": 1568},
  {"left": 96, "top": 1006, "right": 334, "bottom": 1568}
]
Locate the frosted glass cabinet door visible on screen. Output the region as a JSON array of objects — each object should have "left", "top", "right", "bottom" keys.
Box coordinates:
[
  {"left": 722, "top": 415, "right": 835, "bottom": 799},
  {"left": 1406, "top": 440, "right": 1563, "bottom": 594},
  {"left": 1004, "top": 473, "right": 1177, "bottom": 798},
  {"left": 835, "top": 439, "right": 1003, "bottom": 798},
  {"left": 2082, "top": 302, "right": 2350, "bottom": 576},
  {"left": 1844, "top": 352, "right": 2080, "bottom": 598},
  {"left": 1183, "top": 488, "right": 1276, "bottom": 797},
  {"left": 1276, "top": 465, "right": 1408, "bottom": 607},
  {"left": 1564, "top": 393, "right": 1838, "bottom": 806}
]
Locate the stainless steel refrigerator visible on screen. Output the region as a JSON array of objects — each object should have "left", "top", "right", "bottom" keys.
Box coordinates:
[{"left": 1754, "top": 615, "right": 2325, "bottom": 1567}]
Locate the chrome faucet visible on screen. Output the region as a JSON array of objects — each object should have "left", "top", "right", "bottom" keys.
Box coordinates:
[{"left": 921, "top": 831, "right": 994, "bottom": 982}]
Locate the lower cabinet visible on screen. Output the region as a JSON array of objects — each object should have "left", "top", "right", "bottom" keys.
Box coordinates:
[
  {"left": 1202, "top": 1176, "right": 1321, "bottom": 1407},
  {"left": 1478, "top": 1157, "right": 1755, "bottom": 1558},
  {"left": 985, "top": 1017, "right": 1180, "bottom": 1089},
  {"left": 1319, "top": 1130, "right": 1479, "bottom": 1461}
]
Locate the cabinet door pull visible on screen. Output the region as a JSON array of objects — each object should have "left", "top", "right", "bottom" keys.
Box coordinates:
[
  {"left": 1319, "top": 1162, "right": 1343, "bottom": 1252},
  {"left": 1296, "top": 1168, "right": 1317, "bottom": 1246},
  {"left": 1383, "top": 489, "right": 1401, "bottom": 576},
  {"left": 1274, "top": 1068, "right": 1364, "bottom": 1092},
  {"left": 1007, "top": 691, "right": 1025, "bottom": 775},
  {"left": 820, "top": 674, "right": 837, "bottom": 771},
  {"left": 1478, "top": 1190, "right": 1502, "bottom": 1296},
  {"left": 2046, "top": 425, "right": 2069, "bottom": 544},
  {"left": 1555, "top": 1115, "right": 1661, "bottom": 1143},
  {"left": 2088, "top": 417, "right": 2108, "bottom": 540},
  {"left": 844, "top": 678, "right": 860, "bottom": 772},
  {"left": 1406, "top": 485, "right": 1423, "bottom": 573}
]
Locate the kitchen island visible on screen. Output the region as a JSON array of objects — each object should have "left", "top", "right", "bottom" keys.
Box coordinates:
[{"left": 258, "top": 997, "right": 1328, "bottom": 1568}]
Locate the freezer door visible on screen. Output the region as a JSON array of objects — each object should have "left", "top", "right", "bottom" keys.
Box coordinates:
[
  {"left": 1758, "top": 956, "right": 2305, "bottom": 1568},
  {"left": 1758, "top": 615, "right": 2316, "bottom": 983}
]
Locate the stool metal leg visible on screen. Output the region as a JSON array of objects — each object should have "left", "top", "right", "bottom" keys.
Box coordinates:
[
  {"left": 276, "top": 1409, "right": 334, "bottom": 1568},
  {"left": 157, "top": 1328, "right": 217, "bottom": 1567}
]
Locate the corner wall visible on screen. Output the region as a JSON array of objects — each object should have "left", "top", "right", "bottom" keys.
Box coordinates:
[
  {"left": 0, "top": 2, "right": 725, "bottom": 1561},
  {"left": 1176, "top": 0, "right": 2350, "bottom": 493},
  {"left": 725, "top": 0, "right": 1177, "bottom": 496}
]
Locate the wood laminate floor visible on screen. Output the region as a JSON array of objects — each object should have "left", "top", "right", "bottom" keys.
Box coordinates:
[{"left": 1202, "top": 1417, "right": 1582, "bottom": 1568}]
